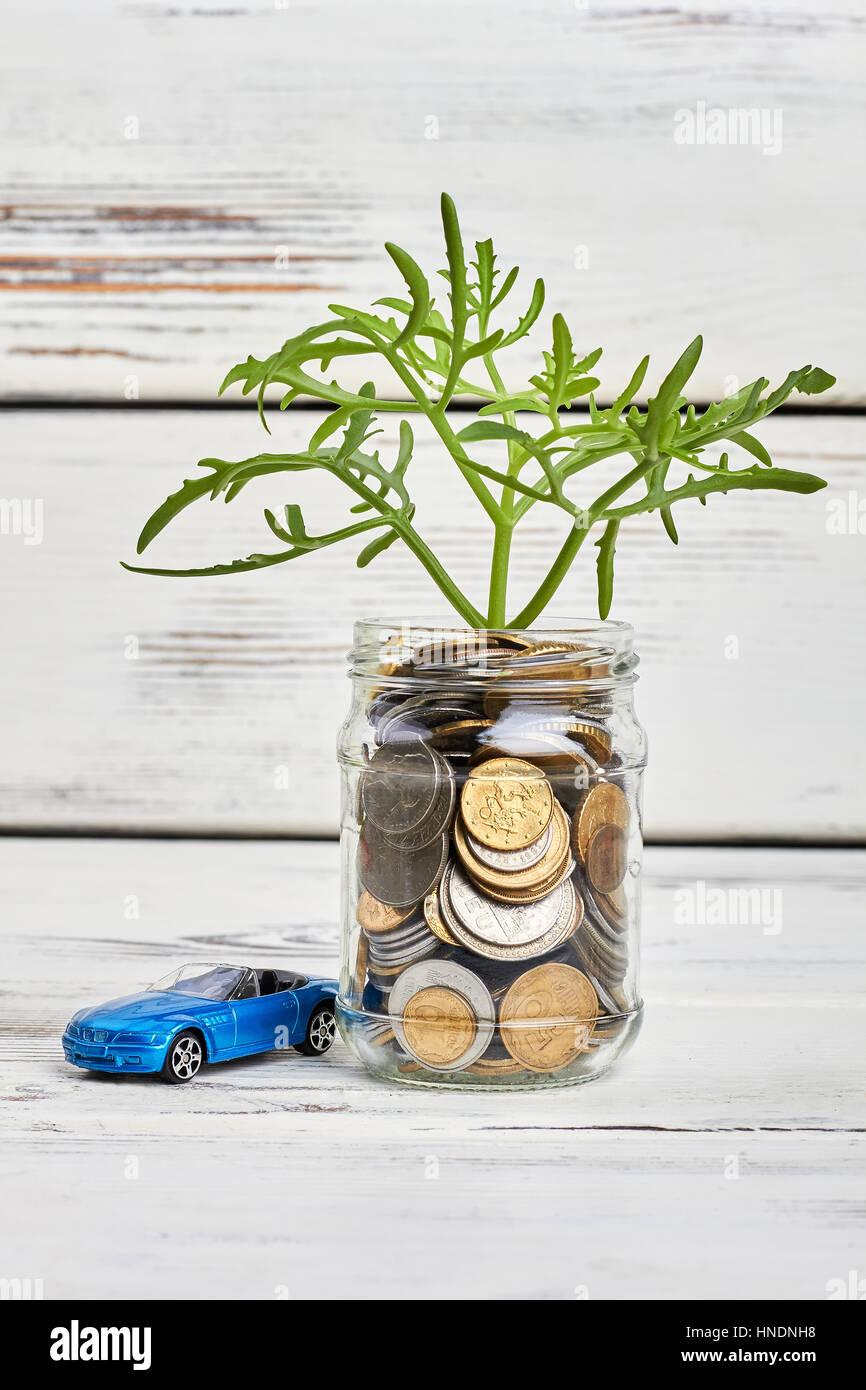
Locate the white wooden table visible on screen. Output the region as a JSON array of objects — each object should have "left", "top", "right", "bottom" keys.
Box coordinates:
[{"left": 2, "top": 838, "right": 863, "bottom": 1300}]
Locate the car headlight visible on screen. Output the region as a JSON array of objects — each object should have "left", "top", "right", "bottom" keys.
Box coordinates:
[{"left": 115, "top": 1033, "right": 163, "bottom": 1046}]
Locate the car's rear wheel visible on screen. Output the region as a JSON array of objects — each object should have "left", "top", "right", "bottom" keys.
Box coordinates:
[
  {"left": 295, "top": 1003, "right": 336, "bottom": 1056},
  {"left": 161, "top": 1031, "right": 204, "bottom": 1084}
]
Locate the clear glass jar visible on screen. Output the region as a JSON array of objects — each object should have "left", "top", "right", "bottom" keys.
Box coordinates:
[{"left": 337, "top": 619, "right": 647, "bottom": 1090}]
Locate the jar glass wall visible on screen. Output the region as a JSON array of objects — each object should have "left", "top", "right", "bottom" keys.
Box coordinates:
[{"left": 337, "top": 620, "right": 648, "bottom": 1090}]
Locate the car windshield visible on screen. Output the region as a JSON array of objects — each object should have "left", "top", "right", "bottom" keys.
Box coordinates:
[{"left": 148, "top": 964, "right": 248, "bottom": 1002}]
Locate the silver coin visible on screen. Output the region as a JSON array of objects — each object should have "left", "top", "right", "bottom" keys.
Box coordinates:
[
  {"left": 381, "top": 749, "right": 455, "bottom": 850},
  {"left": 572, "top": 950, "right": 629, "bottom": 1015},
  {"left": 359, "top": 822, "right": 448, "bottom": 908},
  {"left": 369, "top": 939, "right": 439, "bottom": 969},
  {"left": 362, "top": 915, "right": 429, "bottom": 947},
  {"left": 388, "top": 958, "right": 495, "bottom": 1072},
  {"left": 361, "top": 742, "right": 441, "bottom": 836},
  {"left": 368, "top": 930, "right": 440, "bottom": 963},
  {"left": 439, "top": 865, "right": 580, "bottom": 962},
  {"left": 445, "top": 858, "right": 565, "bottom": 947},
  {"left": 465, "top": 820, "right": 552, "bottom": 873}
]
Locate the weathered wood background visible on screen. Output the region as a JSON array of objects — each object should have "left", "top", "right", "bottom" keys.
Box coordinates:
[
  {"left": 2, "top": 409, "right": 864, "bottom": 838},
  {"left": 1, "top": 0, "right": 863, "bottom": 403},
  {"left": 0, "top": 15, "right": 863, "bottom": 825},
  {"left": 1, "top": 0, "right": 863, "bottom": 839}
]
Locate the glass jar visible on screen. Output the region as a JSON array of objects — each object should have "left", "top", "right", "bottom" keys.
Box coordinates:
[{"left": 337, "top": 619, "right": 647, "bottom": 1090}]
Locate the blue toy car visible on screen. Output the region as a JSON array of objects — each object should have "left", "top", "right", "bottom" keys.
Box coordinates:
[{"left": 62, "top": 963, "right": 338, "bottom": 1083}]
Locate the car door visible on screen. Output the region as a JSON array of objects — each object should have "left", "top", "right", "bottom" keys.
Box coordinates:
[{"left": 228, "top": 970, "right": 299, "bottom": 1052}]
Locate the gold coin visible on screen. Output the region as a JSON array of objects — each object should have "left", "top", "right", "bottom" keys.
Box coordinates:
[
  {"left": 455, "top": 799, "right": 569, "bottom": 895},
  {"left": 357, "top": 890, "right": 414, "bottom": 935},
  {"left": 586, "top": 822, "right": 628, "bottom": 893},
  {"left": 467, "top": 1056, "right": 524, "bottom": 1075},
  {"left": 480, "top": 857, "right": 577, "bottom": 906},
  {"left": 572, "top": 782, "right": 631, "bottom": 862},
  {"left": 460, "top": 756, "right": 553, "bottom": 850},
  {"left": 423, "top": 889, "right": 459, "bottom": 946},
  {"left": 351, "top": 932, "right": 369, "bottom": 1001},
  {"left": 499, "top": 963, "right": 598, "bottom": 1073},
  {"left": 516, "top": 642, "right": 587, "bottom": 657},
  {"left": 568, "top": 724, "right": 612, "bottom": 766},
  {"left": 402, "top": 987, "right": 477, "bottom": 1067},
  {"left": 429, "top": 718, "right": 494, "bottom": 752},
  {"left": 601, "top": 883, "right": 628, "bottom": 921}
]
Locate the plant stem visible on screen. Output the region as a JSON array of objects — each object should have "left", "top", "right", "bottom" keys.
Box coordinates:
[
  {"left": 394, "top": 520, "right": 485, "bottom": 626},
  {"left": 382, "top": 345, "right": 503, "bottom": 526},
  {"left": 481, "top": 329, "right": 518, "bottom": 627},
  {"left": 507, "top": 516, "right": 591, "bottom": 628},
  {"left": 508, "top": 454, "right": 659, "bottom": 626}
]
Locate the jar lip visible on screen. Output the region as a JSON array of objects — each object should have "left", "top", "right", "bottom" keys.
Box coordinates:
[
  {"left": 354, "top": 616, "right": 634, "bottom": 639},
  {"left": 349, "top": 616, "right": 638, "bottom": 690}
]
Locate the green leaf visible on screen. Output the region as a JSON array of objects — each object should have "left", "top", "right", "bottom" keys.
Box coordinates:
[
  {"left": 647, "top": 335, "right": 703, "bottom": 428},
  {"left": 440, "top": 192, "right": 468, "bottom": 345},
  {"left": 497, "top": 278, "right": 545, "bottom": 349},
  {"left": 610, "top": 356, "right": 649, "bottom": 414},
  {"left": 798, "top": 367, "right": 836, "bottom": 395},
  {"left": 384, "top": 241, "right": 431, "bottom": 346},
  {"left": 595, "top": 519, "right": 620, "bottom": 619},
  {"left": 490, "top": 264, "right": 519, "bottom": 310},
  {"left": 731, "top": 429, "right": 773, "bottom": 467},
  {"left": 356, "top": 526, "right": 402, "bottom": 568},
  {"left": 477, "top": 394, "right": 547, "bottom": 416},
  {"left": 550, "top": 313, "right": 573, "bottom": 410}
]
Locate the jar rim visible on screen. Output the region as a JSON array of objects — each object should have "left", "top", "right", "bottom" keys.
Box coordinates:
[{"left": 348, "top": 616, "right": 638, "bottom": 691}]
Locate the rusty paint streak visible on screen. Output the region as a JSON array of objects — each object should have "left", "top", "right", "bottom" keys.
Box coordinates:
[
  {"left": 0, "top": 254, "right": 356, "bottom": 266},
  {"left": 10, "top": 346, "right": 161, "bottom": 359},
  {"left": 0, "top": 205, "right": 341, "bottom": 224},
  {"left": 0, "top": 282, "right": 335, "bottom": 293}
]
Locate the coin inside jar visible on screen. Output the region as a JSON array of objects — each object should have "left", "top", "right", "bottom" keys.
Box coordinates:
[
  {"left": 463, "top": 818, "right": 553, "bottom": 873},
  {"left": 455, "top": 799, "right": 570, "bottom": 898},
  {"left": 423, "top": 889, "right": 459, "bottom": 946},
  {"left": 499, "top": 963, "right": 598, "bottom": 1073},
  {"left": 444, "top": 858, "right": 565, "bottom": 946},
  {"left": 359, "top": 820, "right": 448, "bottom": 908},
  {"left": 361, "top": 742, "right": 440, "bottom": 836},
  {"left": 572, "top": 781, "right": 631, "bottom": 862},
  {"left": 356, "top": 891, "right": 414, "bottom": 935},
  {"left": 586, "top": 822, "right": 628, "bottom": 892},
  {"left": 460, "top": 756, "right": 553, "bottom": 851},
  {"left": 402, "top": 987, "right": 477, "bottom": 1067}
]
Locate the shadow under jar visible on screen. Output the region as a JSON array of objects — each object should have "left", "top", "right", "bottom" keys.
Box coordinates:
[{"left": 337, "top": 620, "right": 648, "bottom": 1090}]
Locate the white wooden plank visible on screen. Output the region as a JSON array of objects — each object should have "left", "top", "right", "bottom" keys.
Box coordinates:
[
  {"left": 1, "top": 408, "right": 863, "bottom": 837},
  {"left": 0, "top": 0, "right": 862, "bottom": 400},
  {"left": 0, "top": 839, "right": 863, "bottom": 1299}
]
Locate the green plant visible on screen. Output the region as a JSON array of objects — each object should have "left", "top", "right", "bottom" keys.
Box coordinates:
[{"left": 124, "top": 193, "right": 834, "bottom": 628}]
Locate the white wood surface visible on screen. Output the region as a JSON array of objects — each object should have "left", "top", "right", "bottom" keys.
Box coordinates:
[
  {"left": 1, "top": 408, "right": 863, "bottom": 838},
  {"left": 0, "top": 0, "right": 862, "bottom": 401},
  {"left": 0, "top": 838, "right": 863, "bottom": 1300}
]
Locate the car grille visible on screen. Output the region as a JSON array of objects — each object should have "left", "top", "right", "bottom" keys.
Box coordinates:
[{"left": 71, "top": 1026, "right": 113, "bottom": 1044}]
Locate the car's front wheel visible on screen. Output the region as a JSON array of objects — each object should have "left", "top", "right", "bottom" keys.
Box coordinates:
[
  {"left": 294, "top": 1003, "right": 336, "bottom": 1057},
  {"left": 161, "top": 1031, "right": 204, "bottom": 1084}
]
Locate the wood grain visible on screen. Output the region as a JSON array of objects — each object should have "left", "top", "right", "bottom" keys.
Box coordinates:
[
  {"left": 1, "top": 0, "right": 863, "bottom": 400},
  {"left": 1, "top": 839, "right": 863, "bottom": 1299},
  {"left": 1, "top": 408, "right": 863, "bottom": 838}
]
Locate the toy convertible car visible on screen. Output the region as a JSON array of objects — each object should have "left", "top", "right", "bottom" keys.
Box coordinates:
[{"left": 62, "top": 963, "right": 338, "bottom": 1083}]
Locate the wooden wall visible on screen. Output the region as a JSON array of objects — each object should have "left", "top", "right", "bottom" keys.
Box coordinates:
[{"left": 2, "top": 0, "right": 863, "bottom": 839}]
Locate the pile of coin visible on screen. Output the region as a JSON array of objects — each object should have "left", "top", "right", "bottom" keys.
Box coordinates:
[{"left": 345, "top": 633, "right": 641, "bottom": 1083}]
